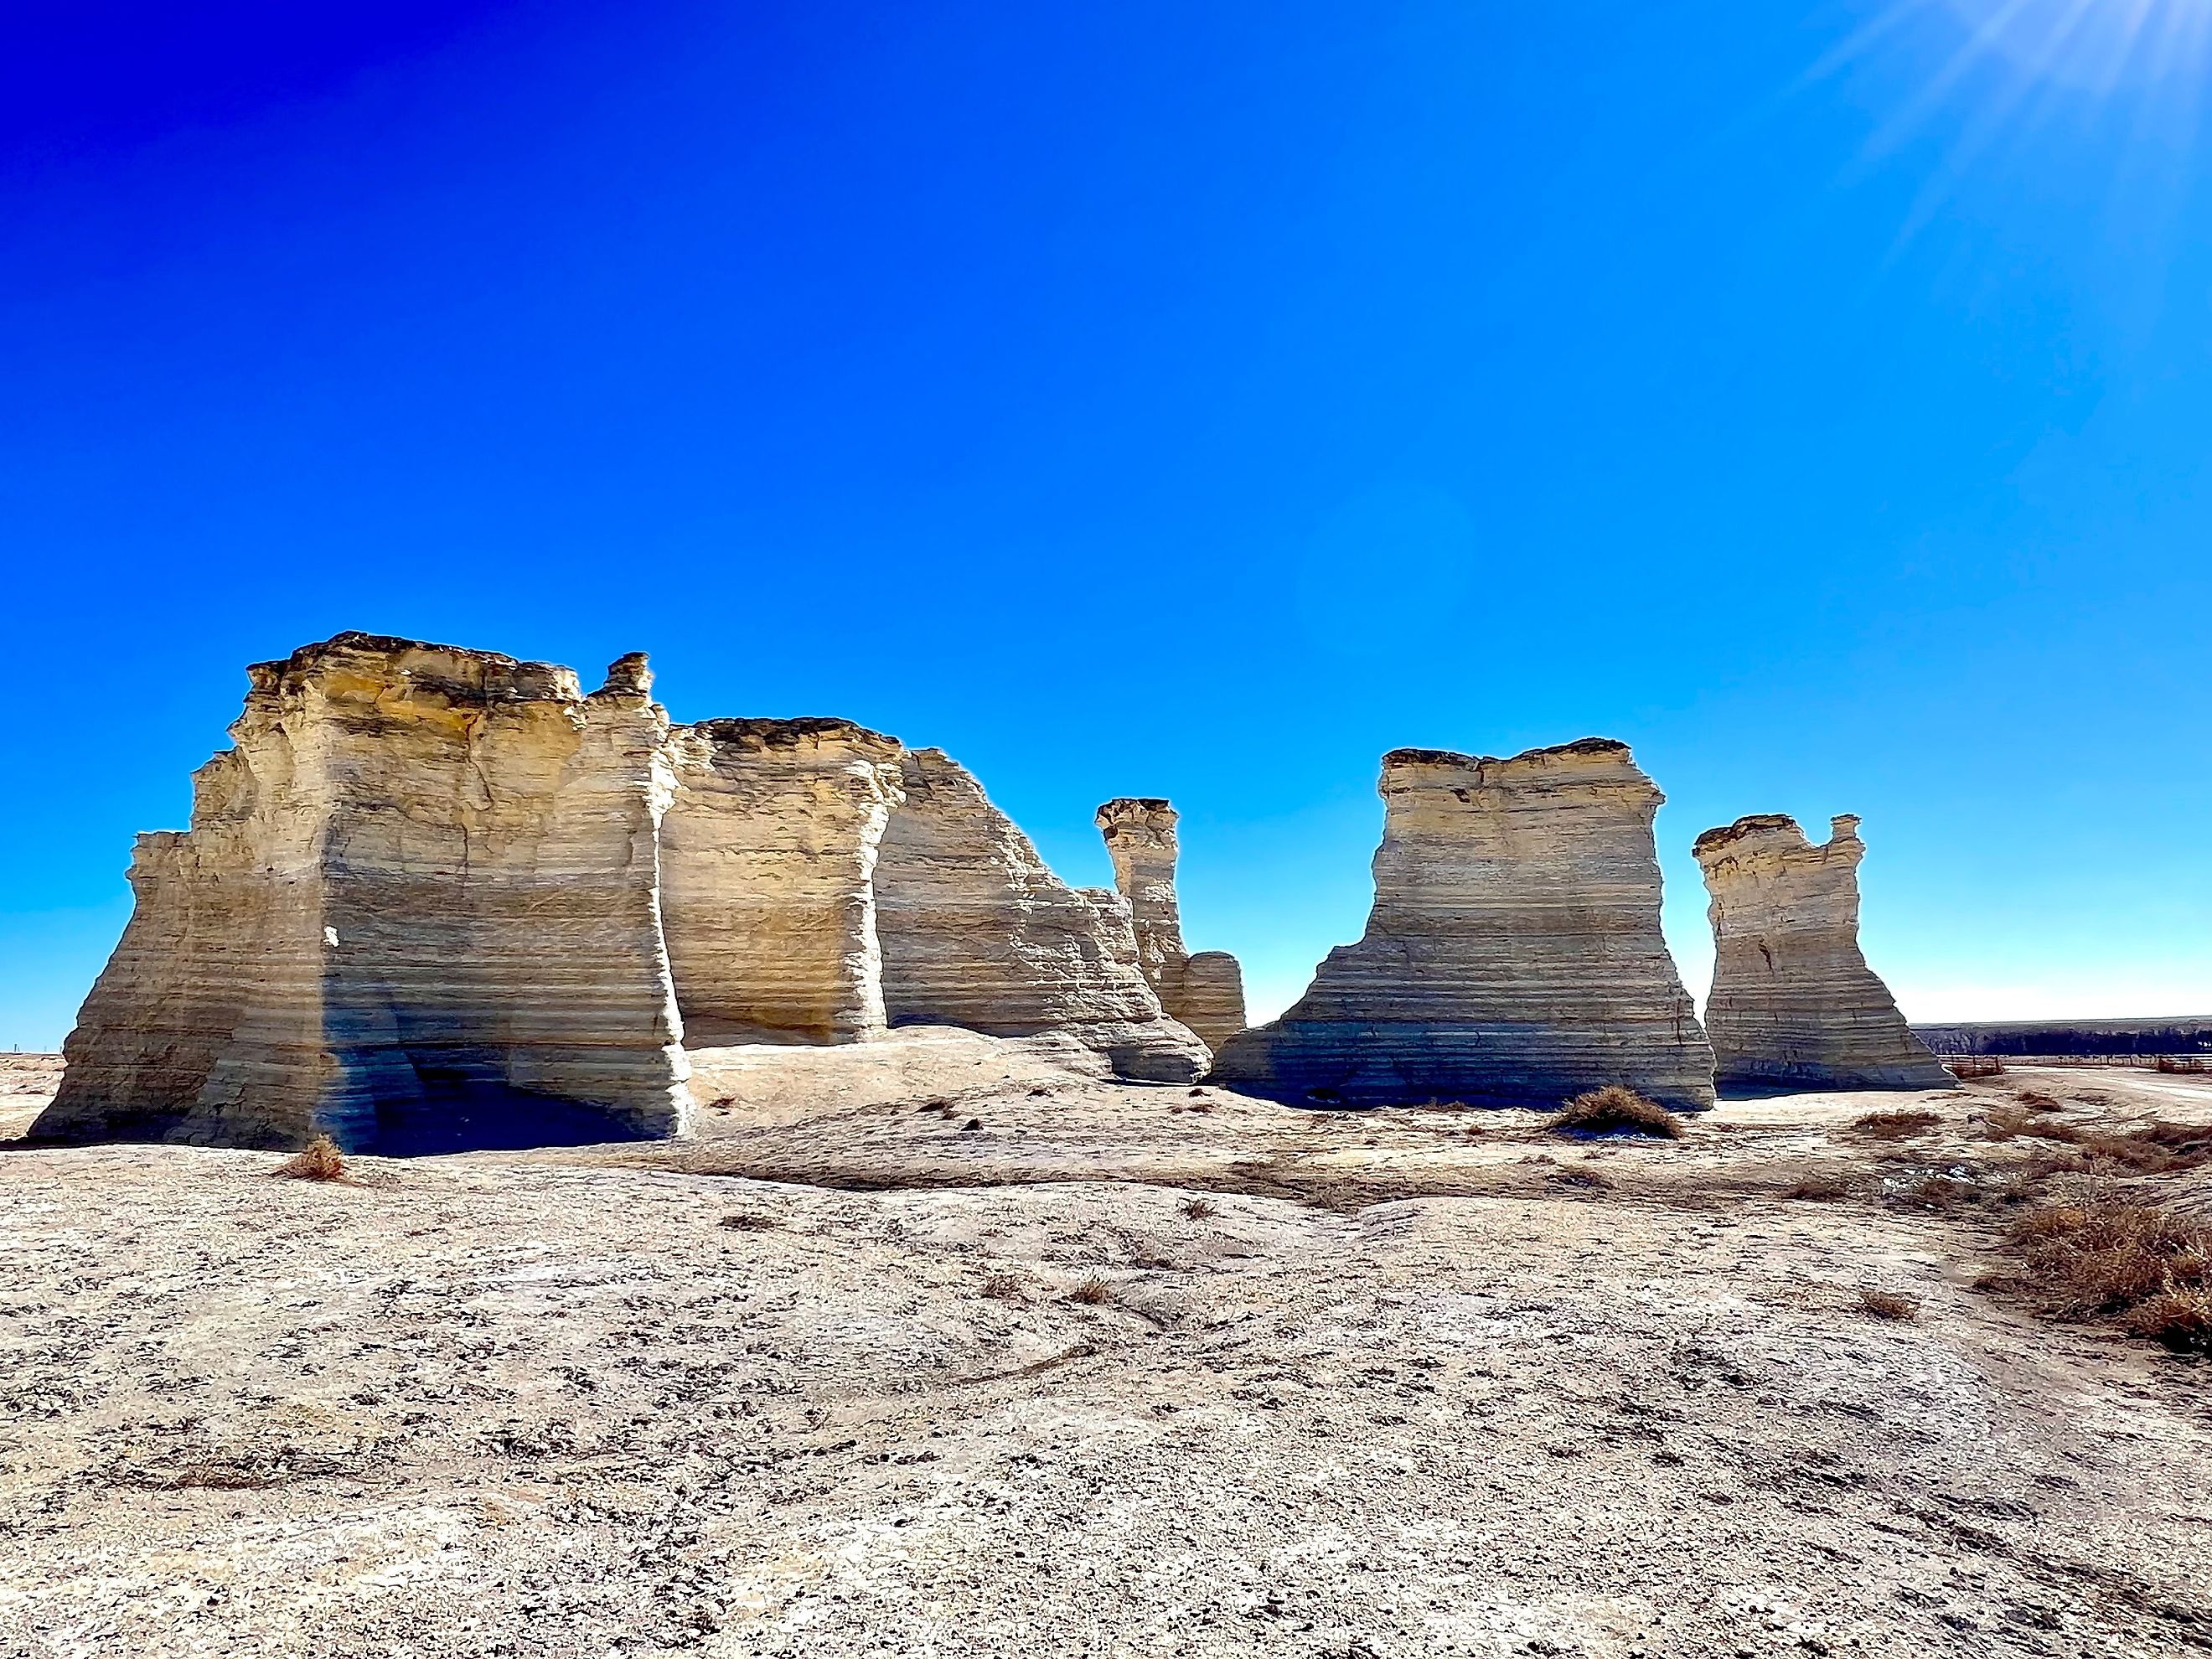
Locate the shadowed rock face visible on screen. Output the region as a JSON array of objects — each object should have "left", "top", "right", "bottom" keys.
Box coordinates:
[
  {"left": 1694, "top": 814, "right": 1951, "bottom": 1090},
  {"left": 34, "top": 634, "right": 693, "bottom": 1151},
  {"left": 660, "top": 719, "right": 906, "bottom": 1045},
  {"left": 1212, "top": 739, "right": 1716, "bottom": 1110},
  {"left": 876, "top": 752, "right": 1210, "bottom": 1083},
  {"left": 1093, "top": 798, "right": 1248, "bottom": 1055}
]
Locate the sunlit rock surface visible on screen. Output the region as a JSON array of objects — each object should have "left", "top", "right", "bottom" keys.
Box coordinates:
[
  {"left": 1213, "top": 739, "right": 1715, "bottom": 1109},
  {"left": 876, "top": 751, "right": 1209, "bottom": 1082},
  {"left": 1694, "top": 813, "right": 1951, "bottom": 1091},
  {"left": 1094, "top": 797, "right": 1248, "bottom": 1055},
  {"left": 34, "top": 635, "right": 693, "bottom": 1151},
  {"left": 661, "top": 718, "right": 906, "bottom": 1044}
]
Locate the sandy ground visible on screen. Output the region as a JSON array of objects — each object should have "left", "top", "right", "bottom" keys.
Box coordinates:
[{"left": 2, "top": 1039, "right": 2208, "bottom": 1658}]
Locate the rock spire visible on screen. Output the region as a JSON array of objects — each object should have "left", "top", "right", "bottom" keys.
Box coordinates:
[
  {"left": 1693, "top": 814, "right": 1951, "bottom": 1090},
  {"left": 1093, "top": 798, "right": 1247, "bottom": 1054},
  {"left": 1212, "top": 739, "right": 1715, "bottom": 1109}
]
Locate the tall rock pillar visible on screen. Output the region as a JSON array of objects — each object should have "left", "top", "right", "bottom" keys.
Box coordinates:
[
  {"left": 1212, "top": 739, "right": 1715, "bottom": 1109},
  {"left": 1093, "top": 798, "right": 1247, "bottom": 1055},
  {"left": 1693, "top": 814, "right": 1951, "bottom": 1090}
]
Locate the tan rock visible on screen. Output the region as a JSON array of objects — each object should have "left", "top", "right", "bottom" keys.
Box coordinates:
[
  {"left": 35, "top": 634, "right": 693, "bottom": 1150},
  {"left": 1212, "top": 739, "right": 1715, "bottom": 1109},
  {"left": 876, "top": 751, "right": 1209, "bottom": 1082},
  {"left": 1693, "top": 814, "right": 1950, "bottom": 1090},
  {"left": 660, "top": 719, "right": 906, "bottom": 1044},
  {"left": 1093, "top": 798, "right": 1247, "bottom": 1053}
]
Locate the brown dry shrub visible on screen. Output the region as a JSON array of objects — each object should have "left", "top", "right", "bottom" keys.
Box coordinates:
[
  {"left": 719, "top": 1212, "right": 778, "bottom": 1231},
  {"left": 1856, "top": 1288, "right": 1920, "bottom": 1320},
  {"left": 1553, "top": 1086, "right": 1682, "bottom": 1140},
  {"left": 2019, "top": 1119, "right": 2212, "bottom": 1177},
  {"left": 1066, "top": 1275, "right": 1116, "bottom": 1305},
  {"left": 2012, "top": 1088, "right": 2063, "bottom": 1111},
  {"left": 274, "top": 1134, "right": 345, "bottom": 1181},
  {"left": 1994, "top": 1196, "right": 2211, "bottom": 1351},
  {"left": 1850, "top": 1109, "right": 1941, "bottom": 1140},
  {"left": 1786, "top": 1171, "right": 1850, "bottom": 1202},
  {"left": 1948, "top": 1057, "right": 2006, "bottom": 1079},
  {"left": 1179, "top": 1196, "right": 1219, "bottom": 1219},
  {"left": 979, "top": 1273, "right": 1024, "bottom": 1302}
]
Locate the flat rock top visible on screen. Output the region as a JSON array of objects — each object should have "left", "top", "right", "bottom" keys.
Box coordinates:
[{"left": 3, "top": 1055, "right": 2209, "bottom": 1657}]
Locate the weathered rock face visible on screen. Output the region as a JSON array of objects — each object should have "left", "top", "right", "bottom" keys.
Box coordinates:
[
  {"left": 1693, "top": 814, "right": 1951, "bottom": 1090},
  {"left": 1093, "top": 798, "right": 1248, "bottom": 1054},
  {"left": 660, "top": 719, "right": 906, "bottom": 1045},
  {"left": 876, "top": 752, "right": 1209, "bottom": 1082},
  {"left": 35, "top": 634, "right": 693, "bottom": 1151},
  {"left": 1212, "top": 739, "right": 1716, "bottom": 1109}
]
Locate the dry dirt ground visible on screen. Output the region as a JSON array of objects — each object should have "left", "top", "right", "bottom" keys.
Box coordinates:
[{"left": 2, "top": 1035, "right": 2208, "bottom": 1659}]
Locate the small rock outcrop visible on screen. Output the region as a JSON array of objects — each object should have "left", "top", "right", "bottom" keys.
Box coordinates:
[
  {"left": 35, "top": 634, "right": 693, "bottom": 1151},
  {"left": 1693, "top": 814, "right": 1951, "bottom": 1089},
  {"left": 660, "top": 719, "right": 906, "bottom": 1044},
  {"left": 1093, "top": 798, "right": 1247, "bottom": 1053},
  {"left": 1212, "top": 739, "right": 1715, "bottom": 1109},
  {"left": 876, "top": 752, "right": 1210, "bottom": 1082}
]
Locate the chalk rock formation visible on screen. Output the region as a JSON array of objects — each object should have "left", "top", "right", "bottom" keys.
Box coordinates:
[
  {"left": 660, "top": 719, "right": 906, "bottom": 1044},
  {"left": 1093, "top": 798, "right": 1248, "bottom": 1054},
  {"left": 876, "top": 751, "right": 1209, "bottom": 1082},
  {"left": 1693, "top": 814, "right": 1951, "bottom": 1089},
  {"left": 35, "top": 634, "right": 693, "bottom": 1151},
  {"left": 1212, "top": 740, "right": 1715, "bottom": 1109}
]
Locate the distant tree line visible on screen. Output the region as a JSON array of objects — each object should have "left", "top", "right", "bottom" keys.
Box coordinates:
[{"left": 1911, "top": 1021, "right": 2212, "bottom": 1057}]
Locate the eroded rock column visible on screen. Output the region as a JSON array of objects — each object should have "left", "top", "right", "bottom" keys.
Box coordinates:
[
  {"left": 36, "top": 634, "right": 694, "bottom": 1150},
  {"left": 1212, "top": 739, "right": 1715, "bottom": 1109},
  {"left": 875, "top": 750, "right": 1209, "bottom": 1081},
  {"left": 1693, "top": 814, "right": 1951, "bottom": 1090},
  {"left": 659, "top": 718, "right": 906, "bottom": 1044},
  {"left": 1094, "top": 797, "right": 1247, "bottom": 1054}
]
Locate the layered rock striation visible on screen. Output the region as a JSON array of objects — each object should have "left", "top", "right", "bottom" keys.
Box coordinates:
[
  {"left": 36, "top": 634, "right": 693, "bottom": 1151},
  {"left": 876, "top": 752, "right": 1209, "bottom": 1082},
  {"left": 1693, "top": 814, "right": 1951, "bottom": 1090},
  {"left": 1093, "top": 798, "right": 1247, "bottom": 1054},
  {"left": 660, "top": 719, "right": 905, "bottom": 1044},
  {"left": 1212, "top": 739, "right": 1715, "bottom": 1109}
]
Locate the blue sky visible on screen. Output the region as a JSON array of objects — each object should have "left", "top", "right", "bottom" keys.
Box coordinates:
[{"left": 3, "top": 0, "right": 2209, "bottom": 1049}]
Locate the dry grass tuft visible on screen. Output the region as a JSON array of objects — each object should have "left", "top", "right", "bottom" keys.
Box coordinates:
[
  {"left": 2012, "top": 1088, "right": 2064, "bottom": 1111},
  {"left": 1553, "top": 1086, "right": 1682, "bottom": 1140},
  {"left": 1988, "top": 1195, "right": 2212, "bottom": 1351},
  {"left": 1856, "top": 1288, "right": 1920, "bottom": 1321},
  {"left": 1547, "top": 1165, "right": 1615, "bottom": 1191},
  {"left": 274, "top": 1134, "right": 346, "bottom": 1181},
  {"left": 1948, "top": 1057, "right": 2006, "bottom": 1079},
  {"left": 718, "top": 1212, "right": 778, "bottom": 1231},
  {"left": 1785, "top": 1171, "right": 1851, "bottom": 1202},
  {"left": 1065, "top": 1275, "right": 1117, "bottom": 1305},
  {"left": 979, "top": 1273, "right": 1024, "bottom": 1302},
  {"left": 1179, "top": 1196, "right": 1219, "bottom": 1219},
  {"left": 1850, "top": 1109, "right": 1941, "bottom": 1141}
]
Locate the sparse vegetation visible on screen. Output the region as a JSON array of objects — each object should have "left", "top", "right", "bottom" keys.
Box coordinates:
[
  {"left": 1179, "top": 1196, "right": 1218, "bottom": 1219},
  {"left": 1948, "top": 1057, "right": 2006, "bottom": 1079},
  {"left": 1856, "top": 1288, "right": 1920, "bottom": 1320},
  {"left": 1546, "top": 1165, "right": 1615, "bottom": 1191},
  {"left": 961, "top": 1118, "right": 983, "bottom": 1132},
  {"left": 1785, "top": 1171, "right": 1850, "bottom": 1202},
  {"left": 1552, "top": 1086, "right": 1682, "bottom": 1140},
  {"left": 1987, "top": 1194, "right": 2212, "bottom": 1352},
  {"left": 274, "top": 1134, "right": 346, "bottom": 1181},
  {"left": 1849, "top": 1109, "right": 1941, "bottom": 1140},
  {"left": 2012, "top": 1088, "right": 2063, "bottom": 1111},
  {"left": 1066, "top": 1275, "right": 1116, "bottom": 1305},
  {"left": 719, "top": 1212, "right": 778, "bottom": 1230},
  {"left": 980, "top": 1273, "right": 1023, "bottom": 1301}
]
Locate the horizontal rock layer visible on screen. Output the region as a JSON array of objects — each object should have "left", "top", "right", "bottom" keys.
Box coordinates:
[
  {"left": 1213, "top": 739, "right": 1715, "bottom": 1109},
  {"left": 661, "top": 718, "right": 905, "bottom": 1044},
  {"left": 877, "top": 752, "right": 1208, "bottom": 1083},
  {"left": 36, "top": 633, "right": 693, "bottom": 1151},
  {"left": 1694, "top": 814, "right": 1951, "bottom": 1090}
]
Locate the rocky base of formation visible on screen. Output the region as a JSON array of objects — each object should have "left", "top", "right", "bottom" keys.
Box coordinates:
[
  {"left": 1694, "top": 814, "right": 1951, "bottom": 1091},
  {"left": 1214, "top": 741, "right": 1716, "bottom": 1111}
]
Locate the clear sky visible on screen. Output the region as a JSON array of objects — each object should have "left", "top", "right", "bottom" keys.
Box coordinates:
[{"left": 3, "top": 0, "right": 2209, "bottom": 1050}]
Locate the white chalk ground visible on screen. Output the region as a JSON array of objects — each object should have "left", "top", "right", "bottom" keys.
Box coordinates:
[{"left": 1, "top": 1042, "right": 2208, "bottom": 1659}]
